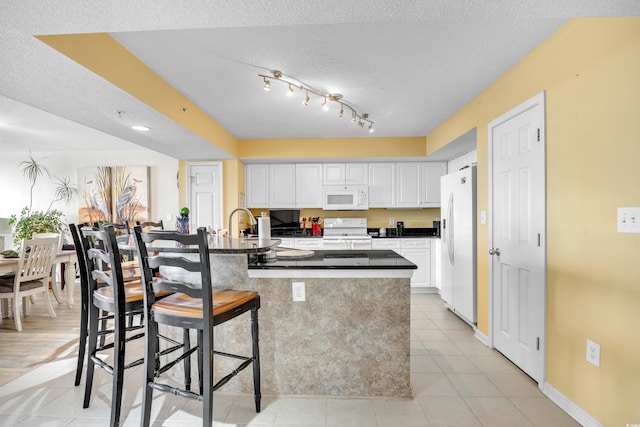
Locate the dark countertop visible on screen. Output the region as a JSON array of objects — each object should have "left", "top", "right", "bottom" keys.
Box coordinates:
[
  {"left": 118, "top": 236, "right": 281, "bottom": 254},
  {"left": 248, "top": 249, "right": 417, "bottom": 270},
  {"left": 268, "top": 228, "right": 440, "bottom": 239}
]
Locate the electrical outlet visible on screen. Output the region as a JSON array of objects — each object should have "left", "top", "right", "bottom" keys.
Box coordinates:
[
  {"left": 166, "top": 213, "right": 172, "bottom": 221},
  {"left": 389, "top": 218, "right": 395, "bottom": 226},
  {"left": 586, "top": 339, "right": 600, "bottom": 367},
  {"left": 292, "top": 282, "right": 305, "bottom": 302},
  {"left": 617, "top": 207, "right": 640, "bottom": 233}
]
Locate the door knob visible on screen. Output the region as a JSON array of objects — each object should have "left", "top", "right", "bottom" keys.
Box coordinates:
[{"left": 489, "top": 248, "right": 501, "bottom": 256}]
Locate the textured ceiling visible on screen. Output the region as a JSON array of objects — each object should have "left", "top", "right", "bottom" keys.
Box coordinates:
[{"left": 1, "top": 1, "right": 639, "bottom": 159}]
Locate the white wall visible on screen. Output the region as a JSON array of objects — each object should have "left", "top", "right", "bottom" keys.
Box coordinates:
[{"left": 0, "top": 150, "right": 179, "bottom": 228}]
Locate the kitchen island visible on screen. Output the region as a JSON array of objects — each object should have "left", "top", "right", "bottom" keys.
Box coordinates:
[{"left": 209, "top": 249, "right": 416, "bottom": 398}]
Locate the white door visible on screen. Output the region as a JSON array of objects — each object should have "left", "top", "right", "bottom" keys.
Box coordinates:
[
  {"left": 489, "top": 92, "right": 546, "bottom": 383},
  {"left": 187, "top": 162, "right": 223, "bottom": 231}
]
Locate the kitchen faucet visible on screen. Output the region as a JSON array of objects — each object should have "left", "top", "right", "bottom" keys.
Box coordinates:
[{"left": 228, "top": 208, "right": 257, "bottom": 238}]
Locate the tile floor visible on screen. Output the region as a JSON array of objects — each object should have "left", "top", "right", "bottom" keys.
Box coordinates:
[{"left": 0, "top": 293, "right": 581, "bottom": 426}]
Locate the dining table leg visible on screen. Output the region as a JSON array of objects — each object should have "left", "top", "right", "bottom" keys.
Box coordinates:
[{"left": 64, "top": 260, "right": 76, "bottom": 308}]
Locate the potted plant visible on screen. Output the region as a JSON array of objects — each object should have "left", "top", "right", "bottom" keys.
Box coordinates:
[{"left": 7, "top": 154, "right": 76, "bottom": 247}]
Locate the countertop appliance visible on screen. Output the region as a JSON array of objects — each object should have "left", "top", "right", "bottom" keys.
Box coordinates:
[
  {"left": 322, "top": 218, "right": 372, "bottom": 250},
  {"left": 440, "top": 165, "right": 477, "bottom": 325},
  {"left": 322, "top": 185, "right": 368, "bottom": 210}
]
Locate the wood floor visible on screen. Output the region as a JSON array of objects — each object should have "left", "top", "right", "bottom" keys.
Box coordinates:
[{"left": 0, "top": 284, "right": 82, "bottom": 387}]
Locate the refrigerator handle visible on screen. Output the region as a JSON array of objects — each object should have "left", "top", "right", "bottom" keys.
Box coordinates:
[{"left": 447, "top": 193, "right": 454, "bottom": 265}]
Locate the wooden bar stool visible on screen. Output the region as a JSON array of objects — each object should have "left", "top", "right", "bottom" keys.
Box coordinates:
[
  {"left": 134, "top": 226, "right": 261, "bottom": 426},
  {"left": 77, "top": 224, "right": 194, "bottom": 426}
]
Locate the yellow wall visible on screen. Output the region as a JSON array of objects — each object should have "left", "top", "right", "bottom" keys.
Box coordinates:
[
  {"left": 238, "top": 136, "right": 427, "bottom": 159},
  {"left": 426, "top": 17, "right": 640, "bottom": 426}
]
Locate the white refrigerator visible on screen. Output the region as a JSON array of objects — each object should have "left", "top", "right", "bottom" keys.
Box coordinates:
[{"left": 440, "top": 165, "right": 477, "bottom": 325}]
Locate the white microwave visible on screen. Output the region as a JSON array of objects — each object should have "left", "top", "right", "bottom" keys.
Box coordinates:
[{"left": 322, "top": 185, "right": 369, "bottom": 210}]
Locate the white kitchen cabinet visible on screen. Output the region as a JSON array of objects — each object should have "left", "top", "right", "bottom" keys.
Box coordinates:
[
  {"left": 368, "top": 163, "right": 395, "bottom": 208},
  {"left": 323, "top": 163, "right": 368, "bottom": 185},
  {"left": 400, "top": 238, "right": 431, "bottom": 289},
  {"left": 295, "top": 163, "right": 323, "bottom": 208},
  {"left": 422, "top": 163, "right": 447, "bottom": 207},
  {"left": 345, "top": 163, "right": 368, "bottom": 185},
  {"left": 372, "top": 238, "right": 432, "bottom": 289},
  {"left": 371, "top": 238, "right": 400, "bottom": 251},
  {"left": 395, "top": 162, "right": 422, "bottom": 208},
  {"left": 269, "top": 164, "right": 296, "bottom": 208},
  {"left": 246, "top": 164, "right": 269, "bottom": 208}
]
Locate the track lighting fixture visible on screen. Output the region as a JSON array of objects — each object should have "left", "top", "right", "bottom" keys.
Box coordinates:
[{"left": 259, "top": 69, "right": 374, "bottom": 132}]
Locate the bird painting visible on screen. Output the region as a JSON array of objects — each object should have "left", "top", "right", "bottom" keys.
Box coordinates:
[
  {"left": 78, "top": 166, "right": 148, "bottom": 225},
  {"left": 87, "top": 179, "right": 111, "bottom": 221},
  {"left": 116, "top": 178, "right": 142, "bottom": 222}
]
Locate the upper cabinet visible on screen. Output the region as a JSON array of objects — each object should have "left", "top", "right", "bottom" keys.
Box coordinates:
[
  {"left": 422, "top": 163, "right": 447, "bottom": 207},
  {"left": 395, "top": 162, "right": 447, "bottom": 208},
  {"left": 246, "top": 164, "right": 269, "bottom": 208},
  {"left": 246, "top": 163, "right": 323, "bottom": 209},
  {"left": 269, "top": 164, "right": 296, "bottom": 208},
  {"left": 368, "top": 163, "right": 395, "bottom": 208},
  {"left": 323, "top": 163, "right": 368, "bottom": 185},
  {"left": 295, "top": 163, "right": 323, "bottom": 208},
  {"left": 246, "top": 161, "right": 445, "bottom": 209},
  {"left": 396, "top": 162, "right": 422, "bottom": 208}
]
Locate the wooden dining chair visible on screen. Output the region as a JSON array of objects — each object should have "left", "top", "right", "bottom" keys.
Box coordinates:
[
  {"left": 136, "top": 219, "right": 164, "bottom": 231},
  {"left": 0, "top": 236, "right": 58, "bottom": 331},
  {"left": 134, "top": 226, "right": 261, "bottom": 426},
  {"left": 32, "top": 232, "right": 64, "bottom": 305}
]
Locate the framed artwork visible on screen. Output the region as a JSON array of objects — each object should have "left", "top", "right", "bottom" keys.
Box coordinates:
[{"left": 78, "top": 166, "right": 150, "bottom": 225}]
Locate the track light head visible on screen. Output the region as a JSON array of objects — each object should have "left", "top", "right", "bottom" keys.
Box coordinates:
[{"left": 257, "top": 70, "right": 374, "bottom": 132}]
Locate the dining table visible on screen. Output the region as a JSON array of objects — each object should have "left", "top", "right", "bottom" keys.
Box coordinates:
[{"left": 0, "top": 249, "right": 78, "bottom": 310}]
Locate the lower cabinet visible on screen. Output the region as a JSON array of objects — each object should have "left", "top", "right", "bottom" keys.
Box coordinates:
[
  {"left": 372, "top": 238, "right": 434, "bottom": 289},
  {"left": 276, "top": 238, "right": 323, "bottom": 250}
]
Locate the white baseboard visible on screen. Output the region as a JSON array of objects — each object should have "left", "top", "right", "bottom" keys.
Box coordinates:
[
  {"left": 474, "top": 329, "right": 490, "bottom": 347},
  {"left": 541, "top": 382, "right": 603, "bottom": 427},
  {"left": 410, "top": 287, "right": 440, "bottom": 294}
]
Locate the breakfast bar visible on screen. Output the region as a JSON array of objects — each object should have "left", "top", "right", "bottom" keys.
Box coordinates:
[{"left": 213, "top": 248, "right": 416, "bottom": 398}]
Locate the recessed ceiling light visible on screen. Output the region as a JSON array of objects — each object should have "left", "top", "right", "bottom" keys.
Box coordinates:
[{"left": 131, "top": 125, "right": 150, "bottom": 131}]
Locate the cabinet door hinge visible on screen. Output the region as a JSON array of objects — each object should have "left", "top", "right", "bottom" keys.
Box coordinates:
[
  {"left": 537, "top": 128, "right": 541, "bottom": 142},
  {"left": 536, "top": 337, "right": 540, "bottom": 351},
  {"left": 537, "top": 233, "right": 541, "bottom": 247}
]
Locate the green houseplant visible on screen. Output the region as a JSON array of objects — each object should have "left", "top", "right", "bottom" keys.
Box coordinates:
[{"left": 8, "top": 154, "right": 76, "bottom": 246}]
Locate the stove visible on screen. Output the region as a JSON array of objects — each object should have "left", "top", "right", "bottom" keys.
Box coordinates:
[{"left": 322, "top": 218, "right": 372, "bottom": 250}]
